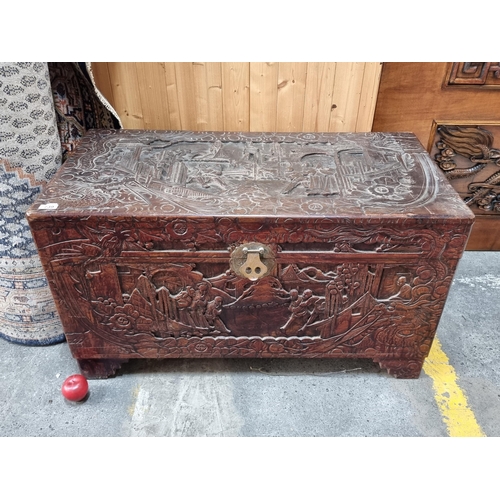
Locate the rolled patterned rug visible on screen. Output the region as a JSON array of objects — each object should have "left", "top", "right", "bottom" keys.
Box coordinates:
[
  {"left": 0, "top": 62, "right": 65, "bottom": 345},
  {"left": 0, "top": 62, "right": 120, "bottom": 345}
]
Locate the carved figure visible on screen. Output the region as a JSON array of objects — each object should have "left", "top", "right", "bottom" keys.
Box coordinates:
[
  {"left": 176, "top": 286, "right": 196, "bottom": 326},
  {"left": 191, "top": 283, "right": 210, "bottom": 329},
  {"left": 205, "top": 296, "right": 231, "bottom": 334},
  {"left": 299, "top": 292, "right": 325, "bottom": 331},
  {"left": 280, "top": 288, "right": 323, "bottom": 334},
  {"left": 280, "top": 289, "right": 301, "bottom": 333},
  {"left": 303, "top": 162, "right": 339, "bottom": 197},
  {"left": 392, "top": 276, "right": 412, "bottom": 301}
]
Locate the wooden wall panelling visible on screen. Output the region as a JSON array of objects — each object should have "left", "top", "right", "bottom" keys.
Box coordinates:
[
  {"left": 163, "top": 62, "right": 182, "bottom": 130},
  {"left": 190, "top": 62, "right": 210, "bottom": 131},
  {"left": 91, "top": 62, "right": 382, "bottom": 133},
  {"left": 372, "top": 62, "right": 500, "bottom": 148},
  {"left": 276, "top": 62, "right": 307, "bottom": 132},
  {"left": 90, "top": 63, "right": 114, "bottom": 107},
  {"left": 106, "top": 62, "right": 145, "bottom": 129},
  {"left": 187, "top": 62, "right": 224, "bottom": 131},
  {"left": 173, "top": 63, "right": 199, "bottom": 130},
  {"left": 302, "top": 62, "right": 336, "bottom": 132},
  {"left": 249, "top": 62, "right": 279, "bottom": 132},
  {"left": 356, "top": 62, "right": 383, "bottom": 132},
  {"left": 221, "top": 63, "right": 250, "bottom": 131},
  {"left": 463, "top": 218, "right": 500, "bottom": 250},
  {"left": 204, "top": 62, "right": 224, "bottom": 131},
  {"left": 135, "top": 63, "right": 171, "bottom": 130},
  {"left": 330, "top": 62, "right": 364, "bottom": 132},
  {"left": 372, "top": 63, "right": 450, "bottom": 144}
]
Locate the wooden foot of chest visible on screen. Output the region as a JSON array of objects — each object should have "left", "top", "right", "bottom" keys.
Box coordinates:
[
  {"left": 376, "top": 358, "right": 424, "bottom": 379},
  {"left": 77, "top": 358, "right": 127, "bottom": 379}
]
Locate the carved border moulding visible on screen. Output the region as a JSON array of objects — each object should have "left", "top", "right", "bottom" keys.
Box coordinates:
[
  {"left": 433, "top": 124, "right": 500, "bottom": 213},
  {"left": 447, "top": 63, "right": 500, "bottom": 87},
  {"left": 26, "top": 130, "right": 475, "bottom": 379}
]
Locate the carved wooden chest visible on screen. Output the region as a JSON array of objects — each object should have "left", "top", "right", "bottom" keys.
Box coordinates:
[{"left": 27, "top": 130, "right": 474, "bottom": 378}]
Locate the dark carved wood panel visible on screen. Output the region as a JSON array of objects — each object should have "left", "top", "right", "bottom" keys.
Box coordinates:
[
  {"left": 27, "top": 130, "right": 474, "bottom": 378},
  {"left": 448, "top": 63, "right": 500, "bottom": 87},
  {"left": 432, "top": 124, "right": 500, "bottom": 212},
  {"left": 430, "top": 123, "right": 500, "bottom": 249},
  {"left": 372, "top": 62, "right": 500, "bottom": 250}
]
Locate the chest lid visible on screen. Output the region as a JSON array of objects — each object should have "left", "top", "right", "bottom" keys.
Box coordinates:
[{"left": 27, "top": 129, "right": 474, "bottom": 221}]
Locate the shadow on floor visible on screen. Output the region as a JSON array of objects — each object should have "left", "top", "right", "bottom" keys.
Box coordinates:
[{"left": 118, "top": 356, "right": 386, "bottom": 378}]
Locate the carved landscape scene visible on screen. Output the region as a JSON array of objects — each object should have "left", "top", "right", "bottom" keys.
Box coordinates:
[
  {"left": 67, "top": 259, "right": 419, "bottom": 340},
  {"left": 35, "top": 130, "right": 450, "bottom": 217}
]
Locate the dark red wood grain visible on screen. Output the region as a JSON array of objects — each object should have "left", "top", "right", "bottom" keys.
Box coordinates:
[{"left": 27, "top": 130, "right": 474, "bottom": 378}]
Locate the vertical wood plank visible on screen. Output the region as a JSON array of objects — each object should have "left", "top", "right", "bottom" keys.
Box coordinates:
[
  {"left": 174, "top": 63, "right": 198, "bottom": 130},
  {"left": 250, "top": 62, "right": 279, "bottom": 132},
  {"left": 191, "top": 62, "right": 210, "bottom": 130},
  {"left": 163, "top": 62, "right": 181, "bottom": 130},
  {"left": 355, "top": 62, "right": 383, "bottom": 132},
  {"left": 276, "top": 62, "right": 307, "bottom": 132},
  {"left": 206, "top": 62, "right": 223, "bottom": 131},
  {"left": 106, "top": 62, "right": 145, "bottom": 129},
  {"left": 302, "top": 63, "right": 336, "bottom": 132},
  {"left": 90, "top": 62, "right": 115, "bottom": 108},
  {"left": 135, "top": 62, "right": 171, "bottom": 130},
  {"left": 189, "top": 62, "right": 223, "bottom": 131},
  {"left": 329, "top": 62, "right": 365, "bottom": 132},
  {"left": 221, "top": 63, "right": 250, "bottom": 131}
]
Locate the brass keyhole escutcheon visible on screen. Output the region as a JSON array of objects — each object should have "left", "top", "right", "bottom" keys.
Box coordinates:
[
  {"left": 240, "top": 246, "right": 267, "bottom": 280},
  {"left": 230, "top": 243, "right": 275, "bottom": 281}
]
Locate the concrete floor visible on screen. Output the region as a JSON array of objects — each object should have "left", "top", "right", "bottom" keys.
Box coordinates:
[{"left": 1, "top": 251, "right": 500, "bottom": 437}]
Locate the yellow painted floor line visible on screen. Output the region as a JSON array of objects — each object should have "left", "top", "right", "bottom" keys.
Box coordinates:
[{"left": 423, "top": 337, "right": 485, "bottom": 437}]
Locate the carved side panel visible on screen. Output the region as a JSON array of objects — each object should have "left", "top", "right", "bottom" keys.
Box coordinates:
[
  {"left": 431, "top": 124, "right": 500, "bottom": 213},
  {"left": 448, "top": 63, "right": 500, "bottom": 87}
]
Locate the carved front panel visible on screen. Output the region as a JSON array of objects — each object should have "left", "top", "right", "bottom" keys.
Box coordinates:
[{"left": 29, "top": 215, "right": 471, "bottom": 366}]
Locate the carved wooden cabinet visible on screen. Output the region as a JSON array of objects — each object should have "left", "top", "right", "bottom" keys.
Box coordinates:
[
  {"left": 372, "top": 62, "right": 500, "bottom": 249},
  {"left": 27, "top": 130, "right": 474, "bottom": 378}
]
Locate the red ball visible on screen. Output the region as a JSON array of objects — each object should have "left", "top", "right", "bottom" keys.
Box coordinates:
[{"left": 61, "top": 374, "right": 89, "bottom": 402}]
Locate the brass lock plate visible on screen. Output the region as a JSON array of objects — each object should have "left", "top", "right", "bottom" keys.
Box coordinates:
[{"left": 229, "top": 243, "right": 276, "bottom": 281}]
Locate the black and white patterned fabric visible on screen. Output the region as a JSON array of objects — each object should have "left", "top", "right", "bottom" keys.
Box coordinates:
[{"left": 0, "top": 62, "right": 65, "bottom": 345}]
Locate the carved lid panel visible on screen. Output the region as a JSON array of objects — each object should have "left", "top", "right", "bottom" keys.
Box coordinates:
[{"left": 28, "top": 129, "right": 474, "bottom": 219}]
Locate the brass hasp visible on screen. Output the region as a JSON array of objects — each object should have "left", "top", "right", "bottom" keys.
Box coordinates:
[{"left": 230, "top": 243, "right": 275, "bottom": 281}]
